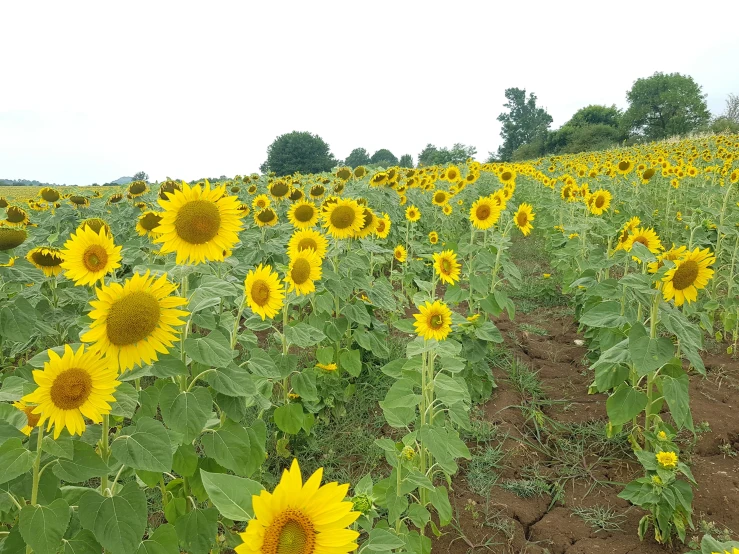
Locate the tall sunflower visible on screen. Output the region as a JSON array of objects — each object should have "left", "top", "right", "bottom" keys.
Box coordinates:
[
  {"left": 39, "top": 187, "right": 61, "bottom": 203},
  {"left": 513, "top": 203, "right": 535, "bottom": 236},
  {"left": 26, "top": 247, "right": 65, "bottom": 277},
  {"left": 433, "top": 250, "right": 460, "bottom": 285},
  {"left": 355, "top": 207, "right": 378, "bottom": 239},
  {"left": 252, "top": 194, "right": 271, "bottom": 210},
  {"left": 288, "top": 200, "right": 319, "bottom": 229},
  {"left": 322, "top": 198, "right": 364, "bottom": 239},
  {"left": 393, "top": 245, "right": 407, "bottom": 263},
  {"left": 661, "top": 247, "right": 715, "bottom": 306},
  {"left": 245, "top": 264, "right": 285, "bottom": 320},
  {"left": 255, "top": 208, "right": 279, "bottom": 227},
  {"left": 405, "top": 205, "right": 421, "bottom": 222},
  {"left": 626, "top": 227, "right": 663, "bottom": 254},
  {"left": 155, "top": 181, "right": 244, "bottom": 264},
  {"left": 21, "top": 345, "right": 120, "bottom": 439},
  {"left": 469, "top": 197, "right": 501, "bottom": 230},
  {"left": 288, "top": 229, "right": 329, "bottom": 259},
  {"left": 589, "top": 190, "right": 612, "bottom": 215},
  {"left": 374, "top": 214, "right": 391, "bottom": 239},
  {"left": 413, "top": 300, "right": 453, "bottom": 341},
  {"left": 60, "top": 226, "right": 122, "bottom": 286},
  {"left": 285, "top": 249, "right": 322, "bottom": 296},
  {"left": 81, "top": 271, "right": 189, "bottom": 372},
  {"left": 235, "top": 459, "right": 359, "bottom": 554}
]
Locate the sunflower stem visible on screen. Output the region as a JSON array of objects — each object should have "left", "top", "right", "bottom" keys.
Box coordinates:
[
  {"left": 467, "top": 229, "right": 475, "bottom": 312},
  {"left": 179, "top": 272, "right": 190, "bottom": 393},
  {"left": 100, "top": 414, "right": 110, "bottom": 495},
  {"left": 29, "top": 427, "right": 44, "bottom": 506},
  {"left": 281, "top": 300, "right": 291, "bottom": 403}
]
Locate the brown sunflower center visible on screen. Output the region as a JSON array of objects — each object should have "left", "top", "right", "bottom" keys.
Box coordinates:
[
  {"left": 290, "top": 258, "right": 312, "bottom": 285},
  {"left": 41, "top": 189, "right": 60, "bottom": 202},
  {"left": 476, "top": 204, "right": 491, "bottom": 220},
  {"left": 434, "top": 192, "right": 446, "bottom": 203},
  {"left": 263, "top": 509, "right": 315, "bottom": 554},
  {"left": 376, "top": 221, "right": 386, "bottom": 233},
  {"left": 632, "top": 236, "right": 649, "bottom": 247},
  {"left": 174, "top": 200, "right": 221, "bottom": 244},
  {"left": 595, "top": 195, "right": 606, "bottom": 208},
  {"left": 361, "top": 210, "right": 374, "bottom": 229},
  {"left": 330, "top": 205, "right": 356, "bottom": 229},
  {"left": 441, "top": 258, "right": 452, "bottom": 274},
  {"left": 294, "top": 205, "right": 315, "bottom": 223},
  {"left": 129, "top": 182, "right": 147, "bottom": 194},
  {"left": 671, "top": 260, "right": 699, "bottom": 291},
  {"left": 256, "top": 199, "right": 267, "bottom": 208},
  {"left": 516, "top": 212, "right": 528, "bottom": 227},
  {"left": 310, "top": 185, "right": 325, "bottom": 197},
  {"left": 6, "top": 207, "right": 27, "bottom": 223},
  {"left": 448, "top": 170, "right": 458, "bottom": 180},
  {"left": 106, "top": 291, "right": 161, "bottom": 346},
  {"left": 83, "top": 245, "right": 109, "bottom": 272},
  {"left": 0, "top": 228, "right": 27, "bottom": 251},
  {"left": 395, "top": 249, "right": 404, "bottom": 260},
  {"left": 50, "top": 368, "right": 93, "bottom": 410},
  {"left": 429, "top": 313, "right": 444, "bottom": 330},
  {"left": 618, "top": 161, "right": 630, "bottom": 171},
  {"left": 250, "top": 280, "right": 272, "bottom": 306},
  {"left": 271, "top": 182, "right": 290, "bottom": 198},
  {"left": 258, "top": 209, "right": 276, "bottom": 223},
  {"left": 140, "top": 213, "right": 162, "bottom": 231},
  {"left": 501, "top": 171, "right": 512, "bottom": 182},
  {"left": 31, "top": 250, "right": 63, "bottom": 267},
  {"left": 297, "top": 238, "right": 318, "bottom": 252},
  {"left": 70, "top": 195, "right": 87, "bottom": 205}
]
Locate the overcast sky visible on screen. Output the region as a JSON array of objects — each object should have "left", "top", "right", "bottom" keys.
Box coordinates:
[{"left": 1, "top": 0, "right": 738, "bottom": 185}]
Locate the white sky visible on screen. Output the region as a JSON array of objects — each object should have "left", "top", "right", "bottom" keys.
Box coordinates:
[{"left": 1, "top": 0, "right": 738, "bottom": 185}]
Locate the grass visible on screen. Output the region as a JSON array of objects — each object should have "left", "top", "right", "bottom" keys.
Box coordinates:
[
  {"left": 504, "top": 358, "right": 545, "bottom": 402},
  {"left": 500, "top": 477, "right": 551, "bottom": 499},
  {"left": 518, "top": 323, "right": 548, "bottom": 336},
  {"left": 571, "top": 505, "right": 626, "bottom": 533},
  {"left": 466, "top": 443, "right": 506, "bottom": 496}
]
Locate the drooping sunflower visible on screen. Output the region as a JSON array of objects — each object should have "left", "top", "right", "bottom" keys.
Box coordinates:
[
  {"left": 309, "top": 184, "right": 326, "bottom": 199},
  {"left": 288, "top": 229, "right": 329, "bottom": 259},
  {"left": 21, "top": 344, "right": 120, "bottom": 439},
  {"left": 0, "top": 226, "right": 28, "bottom": 251},
  {"left": 0, "top": 197, "right": 8, "bottom": 208},
  {"left": 413, "top": 300, "right": 453, "bottom": 341},
  {"left": 136, "top": 211, "right": 163, "bottom": 237},
  {"left": 39, "top": 187, "right": 61, "bottom": 203},
  {"left": 4, "top": 205, "right": 29, "bottom": 227},
  {"left": 247, "top": 184, "right": 258, "bottom": 195},
  {"left": 60, "top": 226, "right": 122, "bottom": 286},
  {"left": 336, "top": 167, "right": 353, "bottom": 180},
  {"left": 159, "top": 180, "right": 182, "bottom": 200},
  {"left": 432, "top": 189, "right": 449, "bottom": 206},
  {"left": 245, "top": 264, "right": 285, "bottom": 320},
  {"left": 354, "top": 166, "right": 367, "bottom": 179},
  {"left": 433, "top": 250, "right": 461, "bottom": 285},
  {"left": 355, "top": 207, "right": 378, "bottom": 239},
  {"left": 81, "top": 271, "right": 189, "bottom": 372},
  {"left": 69, "top": 195, "right": 90, "bottom": 208},
  {"left": 289, "top": 188, "right": 305, "bottom": 201},
  {"left": 235, "top": 459, "right": 359, "bottom": 554},
  {"left": 285, "top": 249, "right": 322, "bottom": 296},
  {"left": 469, "top": 196, "right": 501, "bottom": 230},
  {"left": 393, "top": 245, "right": 407, "bottom": 263},
  {"left": 513, "top": 203, "right": 535, "bottom": 236},
  {"left": 269, "top": 179, "right": 292, "bottom": 201},
  {"left": 79, "top": 218, "right": 111, "bottom": 236},
  {"left": 374, "top": 214, "right": 391, "bottom": 239},
  {"left": 12, "top": 401, "right": 41, "bottom": 435},
  {"left": 405, "top": 205, "right": 421, "bottom": 222},
  {"left": 288, "top": 200, "right": 319, "bottom": 229},
  {"left": 26, "top": 247, "right": 65, "bottom": 277},
  {"left": 128, "top": 180, "right": 149, "bottom": 198},
  {"left": 589, "top": 189, "right": 612, "bottom": 215},
  {"left": 255, "top": 208, "right": 279, "bottom": 227},
  {"left": 252, "top": 194, "right": 271, "bottom": 211},
  {"left": 155, "top": 181, "right": 244, "bottom": 265},
  {"left": 428, "top": 231, "right": 439, "bottom": 245},
  {"left": 661, "top": 247, "right": 715, "bottom": 306},
  {"left": 625, "top": 227, "right": 663, "bottom": 254},
  {"left": 498, "top": 169, "right": 516, "bottom": 185},
  {"left": 322, "top": 198, "right": 364, "bottom": 239},
  {"left": 107, "top": 193, "right": 124, "bottom": 205}
]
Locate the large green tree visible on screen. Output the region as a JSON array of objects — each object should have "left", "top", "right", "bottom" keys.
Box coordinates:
[
  {"left": 264, "top": 131, "right": 336, "bottom": 176},
  {"left": 344, "top": 147, "right": 372, "bottom": 168},
  {"left": 418, "top": 143, "right": 477, "bottom": 166},
  {"left": 398, "top": 154, "right": 414, "bottom": 168},
  {"left": 566, "top": 104, "right": 622, "bottom": 128},
  {"left": 495, "top": 88, "right": 553, "bottom": 161},
  {"left": 623, "top": 72, "right": 710, "bottom": 140},
  {"left": 370, "top": 149, "right": 398, "bottom": 166}
]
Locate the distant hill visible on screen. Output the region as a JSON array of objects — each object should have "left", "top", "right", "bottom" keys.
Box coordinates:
[
  {"left": 0, "top": 178, "right": 64, "bottom": 187},
  {"left": 110, "top": 176, "right": 133, "bottom": 185}
]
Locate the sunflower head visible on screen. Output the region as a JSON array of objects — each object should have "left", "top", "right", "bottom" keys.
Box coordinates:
[
  {"left": 428, "top": 231, "right": 439, "bottom": 245},
  {"left": 69, "top": 195, "right": 90, "bottom": 208},
  {"left": 433, "top": 250, "right": 460, "bottom": 285},
  {"left": 60, "top": 225, "right": 122, "bottom": 286},
  {"left": 136, "top": 211, "right": 163, "bottom": 236},
  {"left": 336, "top": 167, "right": 353, "bottom": 181},
  {"left": 0, "top": 226, "right": 28, "bottom": 251},
  {"left": 128, "top": 180, "right": 149, "bottom": 198},
  {"left": 393, "top": 245, "right": 407, "bottom": 263},
  {"left": 355, "top": 207, "right": 378, "bottom": 239},
  {"left": 12, "top": 401, "right": 41, "bottom": 435},
  {"left": 405, "top": 206, "right": 420, "bottom": 222},
  {"left": 108, "top": 193, "right": 124, "bottom": 204},
  {"left": 322, "top": 198, "right": 363, "bottom": 239},
  {"left": 626, "top": 226, "right": 663, "bottom": 255},
  {"left": 354, "top": 166, "right": 367, "bottom": 179},
  {"left": 288, "top": 200, "right": 319, "bottom": 229},
  {"left": 289, "top": 188, "right": 305, "bottom": 202},
  {"left": 656, "top": 451, "right": 678, "bottom": 469},
  {"left": 285, "top": 249, "right": 322, "bottom": 296},
  {"left": 514, "top": 203, "right": 535, "bottom": 236},
  {"left": 80, "top": 218, "right": 110, "bottom": 236},
  {"left": 26, "top": 247, "right": 65, "bottom": 277},
  {"left": 245, "top": 264, "right": 285, "bottom": 320},
  {"left": 4, "top": 205, "right": 29, "bottom": 226},
  {"left": 288, "top": 229, "right": 329, "bottom": 259},
  {"left": 413, "top": 300, "right": 453, "bottom": 341},
  {"left": 39, "top": 187, "right": 61, "bottom": 202},
  {"left": 661, "top": 247, "right": 715, "bottom": 306},
  {"left": 374, "top": 215, "right": 391, "bottom": 239},
  {"left": 269, "top": 180, "right": 291, "bottom": 200},
  {"left": 470, "top": 197, "right": 501, "bottom": 230}
]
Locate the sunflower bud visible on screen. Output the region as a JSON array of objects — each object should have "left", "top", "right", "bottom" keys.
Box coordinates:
[
  {"left": 351, "top": 494, "right": 373, "bottom": 514},
  {"left": 401, "top": 446, "right": 416, "bottom": 461}
]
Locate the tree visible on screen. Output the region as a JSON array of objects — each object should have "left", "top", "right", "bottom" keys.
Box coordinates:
[
  {"left": 132, "top": 171, "right": 149, "bottom": 182},
  {"left": 264, "top": 131, "right": 337, "bottom": 176},
  {"left": 721, "top": 93, "right": 739, "bottom": 123},
  {"left": 418, "top": 144, "right": 440, "bottom": 167},
  {"left": 709, "top": 93, "right": 739, "bottom": 134},
  {"left": 496, "top": 88, "right": 553, "bottom": 161},
  {"left": 566, "top": 104, "right": 622, "bottom": 128},
  {"left": 622, "top": 72, "right": 710, "bottom": 140},
  {"left": 417, "top": 143, "right": 477, "bottom": 166},
  {"left": 370, "top": 149, "right": 398, "bottom": 166},
  {"left": 399, "top": 154, "right": 414, "bottom": 168},
  {"left": 344, "top": 148, "right": 372, "bottom": 168}
]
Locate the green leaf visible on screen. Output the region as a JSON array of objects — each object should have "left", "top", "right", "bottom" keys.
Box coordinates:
[
  {"left": 42, "top": 432, "right": 74, "bottom": 459},
  {"left": 429, "top": 485, "right": 452, "bottom": 526},
  {"left": 136, "top": 524, "right": 179, "bottom": 554},
  {"left": 149, "top": 356, "right": 188, "bottom": 378},
  {"left": 363, "top": 528, "right": 405, "bottom": 551},
  {"left": 199, "top": 470, "right": 263, "bottom": 521},
  {"left": 19, "top": 498, "right": 70, "bottom": 554},
  {"left": 207, "top": 363, "right": 256, "bottom": 397},
  {"left": 273, "top": 403, "right": 304, "bottom": 434},
  {"left": 661, "top": 364, "right": 693, "bottom": 430},
  {"left": 201, "top": 420, "right": 254, "bottom": 476},
  {"left": 628, "top": 323, "right": 674, "bottom": 377},
  {"left": 0, "top": 376, "right": 32, "bottom": 402},
  {"left": 291, "top": 371, "right": 318, "bottom": 402},
  {"left": 159, "top": 383, "right": 211, "bottom": 444},
  {"left": 111, "top": 382, "right": 138, "bottom": 418},
  {"left": 0, "top": 298, "right": 37, "bottom": 342},
  {"left": 63, "top": 529, "right": 102, "bottom": 554},
  {"left": 78, "top": 482, "right": 147, "bottom": 554},
  {"left": 53, "top": 441, "right": 110, "bottom": 483},
  {"left": 474, "top": 321, "right": 503, "bottom": 343},
  {"left": 285, "top": 322, "right": 326, "bottom": 348},
  {"left": 184, "top": 330, "right": 233, "bottom": 367},
  {"left": 111, "top": 417, "right": 173, "bottom": 473},
  {"left": 0, "top": 437, "right": 35, "bottom": 485},
  {"left": 172, "top": 444, "right": 199, "bottom": 477},
  {"left": 606, "top": 385, "right": 648, "bottom": 426},
  {"left": 380, "top": 379, "right": 421, "bottom": 428},
  {"left": 174, "top": 507, "right": 218, "bottom": 554},
  {"left": 247, "top": 348, "right": 281, "bottom": 379},
  {"left": 341, "top": 302, "right": 371, "bottom": 327},
  {"left": 339, "top": 349, "right": 362, "bottom": 377},
  {"left": 580, "top": 301, "right": 627, "bottom": 328}
]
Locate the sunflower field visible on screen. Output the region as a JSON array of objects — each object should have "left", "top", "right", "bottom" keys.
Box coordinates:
[{"left": 0, "top": 134, "right": 738, "bottom": 554}]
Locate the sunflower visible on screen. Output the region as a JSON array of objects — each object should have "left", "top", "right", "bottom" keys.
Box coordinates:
[
  {"left": 247, "top": 184, "right": 258, "bottom": 195},
  {"left": 432, "top": 190, "right": 449, "bottom": 206},
  {"left": 26, "top": 247, "right": 64, "bottom": 277},
  {"left": 648, "top": 245, "right": 686, "bottom": 273},
  {"left": 107, "top": 193, "right": 124, "bottom": 204},
  {"left": 513, "top": 203, "right": 535, "bottom": 236},
  {"left": 413, "top": 300, "right": 453, "bottom": 341},
  {"left": 288, "top": 229, "right": 329, "bottom": 259},
  {"left": 80, "top": 218, "right": 111, "bottom": 236},
  {"left": 289, "top": 188, "right": 305, "bottom": 201},
  {"left": 469, "top": 197, "right": 501, "bottom": 230},
  {"left": 661, "top": 247, "right": 715, "bottom": 306},
  {"left": 405, "top": 206, "right": 421, "bottom": 222},
  {"left": 322, "top": 198, "right": 364, "bottom": 239},
  {"left": 252, "top": 194, "right": 271, "bottom": 210},
  {"left": 155, "top": 182, "right": 244, "bottom": 265},
  {"left": 0, "top": 226, "right": 28, "bottom": 251},
  {"left": 131, "top": 212, "right": 161, "bottom": 237},
  {"left": 128, "top": 180, "right": 149, "bottom": 198},
  {"left": 60, "top": 226, "right": 122, "bottom": 286},
  {"left": 625, "top": 227, "right": 663, "bottom": 254},
  {"left": 21, "top": 345, "right": 120, "bottom": 439},
  {"left": 255, "top": 208, "right": 279, "bottom": 227},
  {"left": 159, "top": 180, "right": 182, "bottom": 200},
  {"left": 285, "top": 249, "right": 322, "bottom": 296},
  {"left": 245, "top": 264, "right": 285, "bottom": 320},
  {"left": 355, "top": 207, "right": 378, "bottom": 239},
  {"left": 235, "top": 459, "right": 359, "bottom": 554},
  {"left": 288, "top": 200, "right": 319, "bottom": 229},
  {"left": 0, "top": 197, "right": 8, "bottom": 208},
  {"left": 616, "top": 159, "right": 634, "bottom": 175},
  {"left": 81, "top": 271, "right": 188, "bottom": 372},
  {"left": 39, "top": 187, "right": 61, "bottom": 203},
  {"left": 442, "top": 204, "right": 453, "bottom": 216},
  {"left": 12, "top": 401, "right": 41, "bottom": 435},
  {"left": 336, "top": 167, "right": 353, "bottom": 180},
  {"left": 428, "top": 231, "right": 439, "bottom": 245},
  {"left": 589, "top": 190, "right": 612, "bottom": 215},
  {"left": 374, "top": 214, "right": 391, "bottom": 239},
  {"left": 499, "top": 169, "right": 516, "bottom": 185},
  {"left": 4, "top": 206, "right": 29, "bottom": 227},
  {"left": 393, "top": 245, "right": 407, "bottom": 263},
  {"left": 309, "top": 184, "right": 326, "bottom": 199},
  {"left": 445, "top": 165, "right": 460, "bottom": 182},
  {"left": 433, "top": 250, "right": 460, "bottom": 285},
  {"left": 354, "top": 166, "right": 367, "bottom": 179}
]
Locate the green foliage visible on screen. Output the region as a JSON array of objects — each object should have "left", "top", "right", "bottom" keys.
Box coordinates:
[
  {"left": 264, "top": 131, "right": 337, "bottom": 176},
  {"left": 496, "top": 88, "right": 553, "bottom": 161},
  {"left": 417, "top": 143, "right": 477, "bottom": 166},
  {"left": 398, "top": 154, "right": 413, "bottom": 168},
  {"left": 370, "top": 148, "right": 398, "bottom": 166},
  {"left": 345, "top": 147, "right": 372, "bottom": 168}
]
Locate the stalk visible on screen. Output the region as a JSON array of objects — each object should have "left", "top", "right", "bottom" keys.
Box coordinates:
[{"left": 25, "top": 428, "right": 44, "bottom": 554}]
